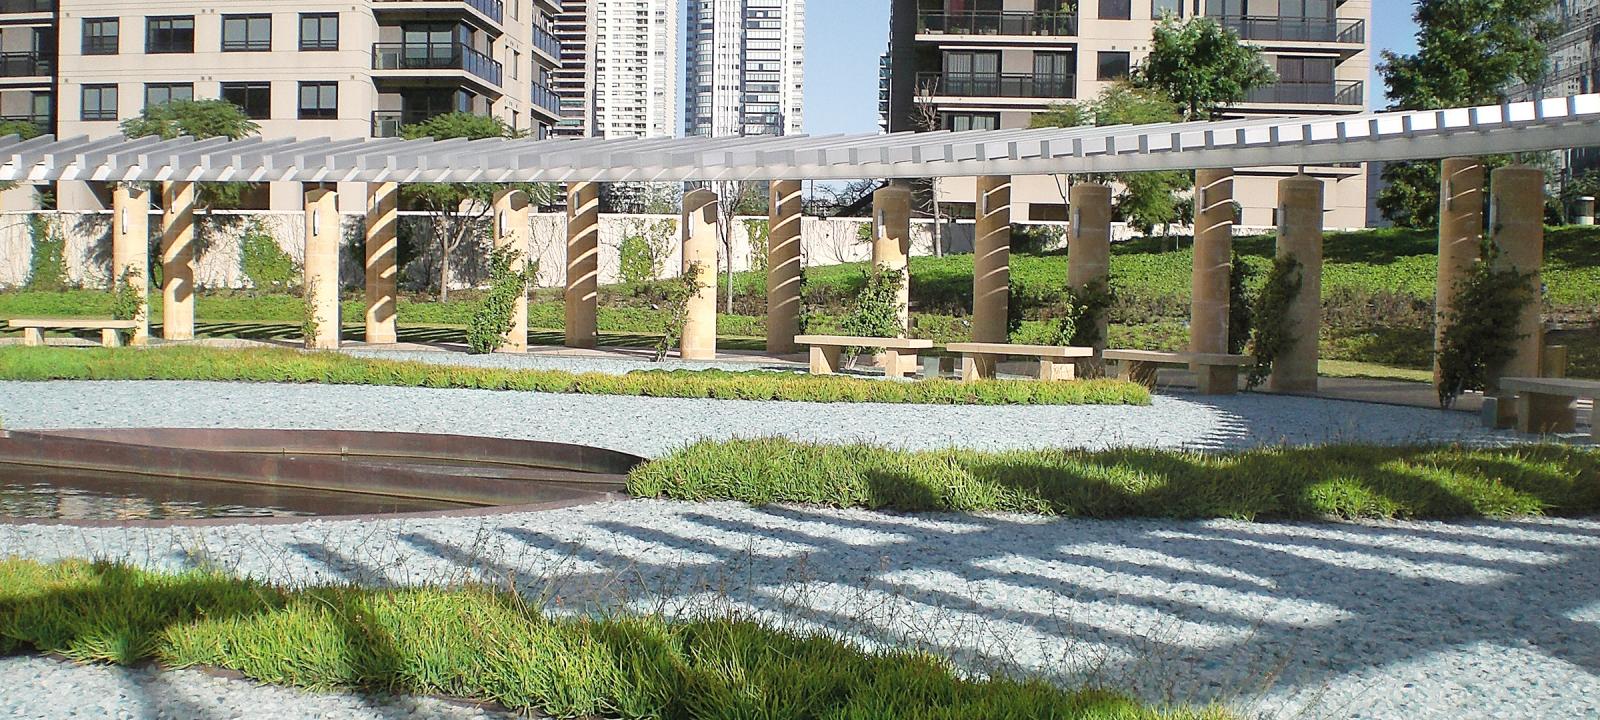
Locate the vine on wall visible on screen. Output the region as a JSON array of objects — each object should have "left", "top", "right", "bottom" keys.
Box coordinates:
[
  {"left": 1227, "top": 252, "right": 1255, "bottom": 355},
  {"left": 654, "top": 260, "right": 705, "bottom": 362},
  {"left": 1245, "top": 255, "right": 1303, "bottom": 389},
  {"left": 109, "top": 269, "right": 146, "bottom": 344},
  {"left": 1048, "top": 278, "right": 1116, "bottom": 348},
  {"left": 840, "top": 264, "right": 905, "bottom": 362},
  {"left": 1436, "top": 241, "right": 1535, "bottom": 408},
  {"left": 26, "top": 214, "right": 66, "bottom": 290},
  {"left": 466, "top": 246, "right": 534, "bottom": 354}
]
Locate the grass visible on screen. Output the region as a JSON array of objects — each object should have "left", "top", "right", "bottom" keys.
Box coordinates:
[
  {"left": 1316, "top": 359, "right": 1433, "bottom": 383},
  {"left": 0, "top": 558, "right": 1225, "bottom": 720},
  {"left": 0, "top": 346, "right": 1152, "bottom": 406},
  {"left": 628, "top": 438, "right": 1600, "bottom": 521}
]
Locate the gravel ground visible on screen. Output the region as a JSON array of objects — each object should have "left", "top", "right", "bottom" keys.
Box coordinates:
[
  {"left": 0, "top": 379, "right": 1528, "bottom": 457},
  {"left": 2, "top": 501, "right": 1597, "bottom": 719}
]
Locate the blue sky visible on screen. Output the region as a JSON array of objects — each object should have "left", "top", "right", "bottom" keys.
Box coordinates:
[{"left": 801, "top": 1, "right": 1423, "bottom": 135}]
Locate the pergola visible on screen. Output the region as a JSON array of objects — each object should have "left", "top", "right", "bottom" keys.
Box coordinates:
[{"left": 6, "top": 93, "right": 1597, "bottom": 396}]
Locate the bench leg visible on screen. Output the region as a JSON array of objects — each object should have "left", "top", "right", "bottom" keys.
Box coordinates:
[
  {"left": 1038, "top": 358, "right": 1076, "bottom": 381},
  {"left": 882, "top": 350, "right": 907, "bottom": 379},
  {"left": 1516, "top": 392, "right": 1577, "bottom": 434},
  {"left": 101, "top": 328, "right": 123, "bottom": 348},
  {"left": 960, "top": 354, "right": 996, "bottom": 382},
  {"left": 1196, "top": 365, "right": 1239, "bottom": 395},
  {"left": 21, "top": 327, "right": 43, "bottom": 346},
  {"left": 809, "top": 345, "right": 842, "bottom": 375}
]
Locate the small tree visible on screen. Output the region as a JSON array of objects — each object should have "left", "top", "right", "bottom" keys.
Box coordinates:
[
  {"left": 399, "top": 112, "right": 555, "bottom": 301},
  {"left": 698, "top": 180, "right": 766, "bottom": 313},
  {"left": 1134, "top": 16, "right": 1275, "bottom": 121},
  {"left": 122, "top": 100, "right": 260, "bottom": 209}
]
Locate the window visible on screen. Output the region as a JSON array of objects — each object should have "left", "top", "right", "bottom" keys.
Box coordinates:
[
  {"left": 146, "top": 16, "right": 195, "bottom": 54},
  {"left": 1277, "top": 56, "right": 1334, "bottom": 83},
  {"left": 1097, "top": 51, "right": 1131, "bottom": 81},
  {"left": 222, "top": 14, "right": 272, "bottom": 52},
  {"left": 82, "top": 18, "right": 118, "bottom": 55},
  {"left": 300, "top": 13, "right": 339, "bottom": 51},
  {"left": 1151, "top": 0, "right": 1183, "bottom": 17},
  {"left": 943, "top": 112, "right": 998, "bottom": 131},
  {"left": 1098, "top": 0, "right": 1131, "bottom": 20},
  {"left": 81, "top": 84, "right": 118, "bottom": 121},
  {"left": 144, "top": 83, "right": 193, "bottom": 108},
  {"left": 299, "top": 81, "right": 338, "bottom": 119},
  {"left": 221, "top": 81, "right": 271, "bottom": 119}
]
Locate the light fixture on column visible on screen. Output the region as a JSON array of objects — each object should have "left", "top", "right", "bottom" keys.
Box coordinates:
[{"left": 312, "top": 208, "right": 321, "bottom": 237}]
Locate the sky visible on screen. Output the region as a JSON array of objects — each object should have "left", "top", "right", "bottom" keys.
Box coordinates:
[{"left": 801, "top": 0, "right": 1424, "bottom": 135}]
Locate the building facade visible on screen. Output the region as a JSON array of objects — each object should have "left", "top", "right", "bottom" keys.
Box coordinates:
[
  {"left": 684, "top": 0, "right": 804, "bottom": 136},
  {"left": 13, "top": 0, "right": 563, "bottom": 211},
  {"left": 591, "top": 0, "right": 678, "bottom": 137},
  {"left": 1508, "top": 0, "right": 1599, "bottom": 178},
  {"left": 885, "top": 0, "right": 1373, "bottom": 227}
]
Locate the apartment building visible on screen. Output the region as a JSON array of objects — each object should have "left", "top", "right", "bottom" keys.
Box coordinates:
[
  {"left": 885, "top": 0, "right": 1373, "bottom": 228},
  {"left": 21, "top": 0, "right": 562, "bottom": 211},
  {"left": 0, "top": 1, "right": 52, "bottom": 130},
  {"left": 685, "top": 0, "right": 804, "bottom": 137},
  {"left": 1509, "top": 0, "right": 1599, "bottom": 177},
  {"left": 592, "top": 0, "right": 677, "bottom": 137},
  {"left": 552, "top": 0, "right": 593, "bottom": 136}
]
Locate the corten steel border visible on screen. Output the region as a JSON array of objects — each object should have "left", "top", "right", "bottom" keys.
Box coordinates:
[{"left": 0, "top": 429, "right": 642, "bottom": 527}]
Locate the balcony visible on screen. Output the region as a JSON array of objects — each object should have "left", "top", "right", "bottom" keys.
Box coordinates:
[
  {"left": 1246, "top": 80, "right": 1364, "bottom": 106},
  {"left": 0, "top": 51, "right": 50, "bottom": 78},
  {"left": 371, "top": 0, "right": 503, "bottom": 26},
  {"left": 0, "top": 0, "right": 50, "bottom": 13},
  {"left": 530, "top": 81, "right": 559, "bottom": 115},
  {"left": 916, "top": 71, "right": 1075, "bottom": 100},
  {"left": 531, "top": 24, "right": 560, "bottom": 62},
  {"left": 916, "top": 10, "right": 1077, "bottom": 37},
  {"left": 1217, "top": 16, "right": 1366, "bottom": 45},
  {"left": 373, "top": 42, "right": 503, "bottom": 88}
]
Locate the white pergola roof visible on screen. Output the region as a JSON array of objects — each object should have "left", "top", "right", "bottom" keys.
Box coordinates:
[{"left": 4, "top": 95, "right": 1598, "bottom": 185}]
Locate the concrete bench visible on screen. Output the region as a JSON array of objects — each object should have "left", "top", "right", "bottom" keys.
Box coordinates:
[
  {"left": 945, "top": 342, "right": 1094, "bottom": 381},
  {"left": 9, "top": 318, "right": 139, "bottom": 348},
  {"left": 794, "top": 334, "right": 933, "bottom": 379},
  {"left": 1103, "top": 348, "right": 1254, "bottom": 395},
  {"left": 1499, "top": 377, "right": 1600, "bottom": 439}
]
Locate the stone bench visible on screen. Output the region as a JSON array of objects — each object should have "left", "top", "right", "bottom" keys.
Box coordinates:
[
  {"left": 1499, "top": 377, "right": 1600, "bottom": 439},
  {"left": 9, "top": 318, "right": 139, "bottom": 348},
  {"left": 944, "top": 342, "right": 1094, "bottom": 381},
  {"left": 794, "top": 334, "right": 934, "bottom": 379},
  {"left": 1103, "top": 348, "right": 1254, "bottom": 395}
]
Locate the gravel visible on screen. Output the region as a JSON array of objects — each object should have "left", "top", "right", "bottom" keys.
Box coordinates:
[{"left": 0, "top": 379, "right": 1525, "bottom": 457}]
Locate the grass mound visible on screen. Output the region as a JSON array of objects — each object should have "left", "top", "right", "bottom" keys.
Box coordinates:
[
  {"left": 628, "top": 438, "right": 1600, "bottom": 520},
  {"left": 0, "top": 559, "right": 1225, "bottom": 719},
  {"left": 0, "top": 346, "right": 1152, "bottom": 406}
]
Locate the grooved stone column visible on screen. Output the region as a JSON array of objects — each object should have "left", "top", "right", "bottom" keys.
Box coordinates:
[
  {"left": 766, "top": 179, "right": 803, "bottom": 354},
  {"left": 872, "top": 183, "right": 913, "bottom": 336},
  {"left": 1436, "top": 157, "right": 1484, "bottom": 384},
  {"left": 112, "top": 183, "right": 151, "bottom": 345},
  {"left": 160, "top": 181, "right": 196, "bottom": 341},
  {"left": 1268, "top": 174, "right": 1324, "bottom": 394},
  {"left": 972, "top": 176, "right": 1012, "bottom": 344},
  {"left": 1191, "top": 169, "right": 1234, "bottom": 356},
  {"left": 1490, "top": 164, "right": 1546, "bottom": 398},
  {"left": 565, "top": 181, "right": 600, "bottom": 348},
  {"left": 364, "top": 182, "right": 399, "bottom": 345},
  {"left": 681, "top": 189, "right": 719, "bottom": 360},
  {"left": 1067, "top": 182, "right": 1111, "bottom": 354},
  {"left": 303, "top": 188, "right": 341, "bottom": 350},
  {"left": 493, "top": 188, "right": 531, "bottom": 353}
]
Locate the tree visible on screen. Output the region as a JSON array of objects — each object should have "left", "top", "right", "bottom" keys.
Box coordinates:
[
  {"left": 1133, "top": 16, "right": 1275, "bottom": 121},
  {"left": 698, "top": 180, "right": 766, "bottom": 313},
  {"left": 1376, "top": 0, "right": 1556, "bottom": 227},
  {"left": 0, "top": 120, "right": 42, "bottom": 195},
  {"left": 1032, "top": 83, "right": 1190, "bottom": 233},
  {"left": 122, "top": 100, "right": 261, "bottom": 209},
  {"left": 399, "top": 112, "right": 555, "bottom": 301}
]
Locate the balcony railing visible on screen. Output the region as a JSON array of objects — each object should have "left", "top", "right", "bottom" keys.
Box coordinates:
[
  {"left": 0, "top": 0, "right": 50, "bottom": 13},
  {"left": 372, "top": 0, "right": 503, "bottom": 25},
  {"left": 916, "top": 71, "right": 1075, "bottom": 99},
  {"left": 1217, "top": 16, "right": 1366, "bottom": 44},
  {"left": 1246, "top": 80, "right": 1364, "bottom": 105},
  {"left": 530, "top": 81, "right": 559, "bottom": 114},
  {"left": 916, "top": 10, "right": 1077, "bottom": 36},
  {"left": 0, "top": 51, "right": 50, "bottom": 77},
  {"left": 373, "top": 42, "right": 503, "bottom": 87},
  {"left": 531, "top": 24, "right": 560, "bottom": 59}
]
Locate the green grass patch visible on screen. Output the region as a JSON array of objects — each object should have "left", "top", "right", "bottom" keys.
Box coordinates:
[
  {"left": 0, "top": 559, "right": 1223, "bottom": 719},
  {"left": 0, "top": 346, "right": 1151, "bottom": 406},
  {"left": 628, "top": 438, "right": 1600, "bottom": 520}
]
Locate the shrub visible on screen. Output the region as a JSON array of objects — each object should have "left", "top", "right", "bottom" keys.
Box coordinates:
[
  {"left": 654, "top": 261, "right": 704, "bottom": 361},
  {"left": 108, "top": 269, "right": 146, "bottom": 343},
  {"left": 618, "top": 235, "right": 655, "bottom": 285},
  {"left": 1437, "top": 241, "right": 1535, "bottom": 408},
  {"left": 1227, "top": 251, "right": 1254, "bottom": 355},
  {"left": 1048, "top": 279, "right": 1116, "bottom": 348},
  {"left": 299, "top": 283, "right": 321, "bottom": 349},
  {"left": 840, "top": 264, "right": 905, "bottom": 360},
  {"left": 466, "top": 246, "right": 533, "bottom": 354},
  {"left": 1245, "top": 255, "right": 1303, "bottom": 388},
  {"left": 239, "top": 220, "right": 300, "bottom": 291}
]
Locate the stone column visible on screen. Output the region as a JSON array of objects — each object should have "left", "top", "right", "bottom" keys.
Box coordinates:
[
  {"left": 303, "top": 188, "right": 341, "bottom": 350},
  {"left": 1268, "top": 174, "right": 1325, "bottom": 394},
  {"left": 1191, "top": 169, "right": 1234, "bottom": 356},
  {"left": 1489, "top": 165, "right": 1546, "bottom": 407},
  {"left": 363, "top": 182, "right": 399, "bottom": 345},
  {"left": 970, "top": 176, "right": 1012, "bottom": 345},
  {"left": 1067, "top": 182, "right": 1112, "bottom": 354},
  {"left": 1436, "top": 157, "right": 1484, "bottom": 384},
  {"left": 681, "top": 188, "right": 719, "bottom": 360},
  {"left": 492, "top": 188, "right": 531, "bottom": 353},
  {"left": 565, "top": 181, "right": 600, "bottom": 348},
  {"left": 112, "top": 183, "right": 151, "bottom": 345},
  {"left": 766, "top": 179, "right": 804, "bottom": 355},
  {"left": 159, "top": 181, "right": 196, "bottom": 341},
  {"left": 871, "top": 183, "right": 913, "bottom": 336}
]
